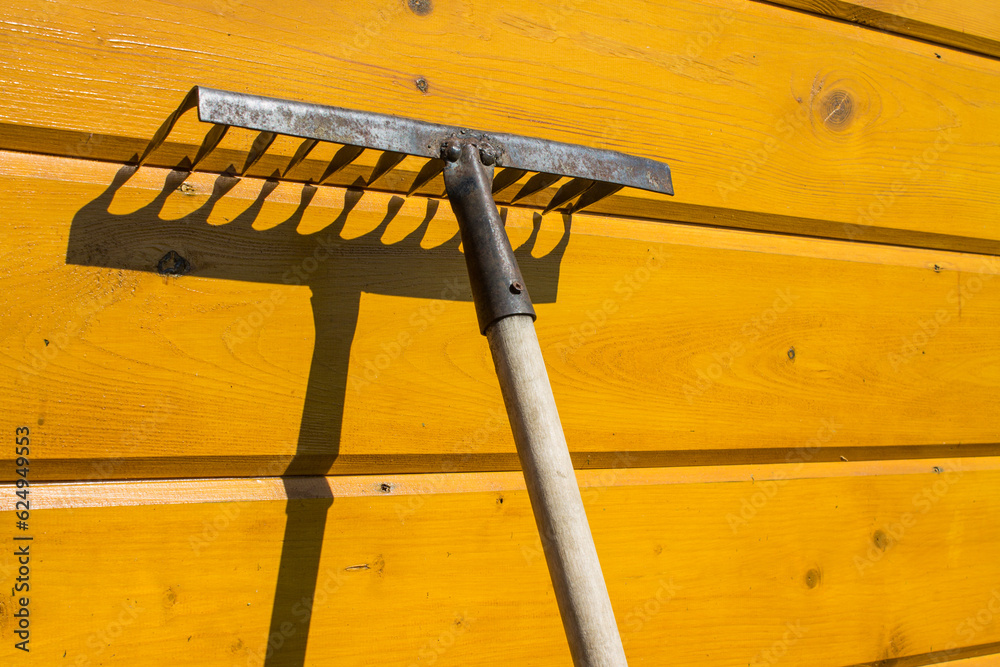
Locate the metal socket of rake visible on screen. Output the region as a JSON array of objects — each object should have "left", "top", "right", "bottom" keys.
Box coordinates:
[{"left": 141, "top": 87, "right": 673, "bottom": 667}]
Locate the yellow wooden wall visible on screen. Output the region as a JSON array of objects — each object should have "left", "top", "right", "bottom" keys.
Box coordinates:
[{"left": 1, "top": 0, "right": 998, "bottom": 664}]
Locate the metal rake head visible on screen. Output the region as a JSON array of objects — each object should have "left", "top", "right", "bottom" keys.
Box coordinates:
[{"left": 140, "top": 86, "right": 673, "bottom": 214}]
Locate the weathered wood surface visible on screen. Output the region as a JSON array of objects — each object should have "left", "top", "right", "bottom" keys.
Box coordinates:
[
  {"left": 0, "top": 0, "right": 998, "bottom": 253},
  {"left": 486, "top": 315, "right": 628, "bottom": 666},
  {"left": 767, "top": 0, "right": 1000, "bottom": 58},
  {"left": 2, "top": 152, "right": 998, "bottom": 480},
  {"left": 1, "top": 460, "right": 999, "bottom": 665}
]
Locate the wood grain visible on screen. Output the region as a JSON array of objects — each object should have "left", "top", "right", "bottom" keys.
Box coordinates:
[
  {"left": 0, "top": 0, "right": 998, "bottom": 252},
  {"left": 765, "top": 0, "right": 1000, "bottom": 58},
  {"left": 2, "top": 151, "right": 998, "bottom": 480},
  {"left": 487, "top": 315, "right": 628, "bottom": 666},
  {"left": 2, "top": 460, "right": 999, "bottom": 665}
]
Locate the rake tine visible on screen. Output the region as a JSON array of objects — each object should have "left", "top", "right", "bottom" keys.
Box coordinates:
[
  {"left": 492, "top": 167, "right": 528, "bottom": 195},
  {"left": 571, "top": 182, "right": 624, "bottom": 214},
  {"left": 284, "top": 138, "right": 319, "bottom": 176},
  {"left": 368, "top": 150, "right": 407, "bottom": 186},
  {"left": 138, "top": 88, "right": 199, "bottom": 165},
  {"left": 319, "top": 144, "right": 365, "bottom": 183},
  {"left": 510, "top": 172, "right": 562, "bottom": 204},
  {"left": 408, "top": 158, "right": 446, "bottom": 195},
  {"left": 192, "top": 86, "right": 673, "bottom": 196},
  {"left": 240, "top": 131, "right": 277, "bottom": 175},
  {"left": 543, "top": 178, "right": 594, "bottom": 214},
  {"left": 190, "top": 123, "right": 230, "bottom": 170}
]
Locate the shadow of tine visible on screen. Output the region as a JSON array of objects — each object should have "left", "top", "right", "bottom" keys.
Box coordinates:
[
  {"left": 385, "top": 197, "right": 446, "bottom": 250},
  {"left": 368, "top": 151, "right": 407, "bottom": 186},
  {"left": 319, "top": 145, "right": 365, "bottom": 184},
  {"left": 408, "top": 158, "right": 446, "bottom": 195},
  {"left": 284, "top": 184, "right": 319, "bottom": 230},
  {"left": 412, "top": 198, "right": 442, "bottom": 242},
  {"left": 242, "top": 131, "right": 278, "bottom": 175},
  {"left": 369, "top": 196, "right": 407, "bottom": 239},
  {"left": 191, "top": 124, "right": 231, "bottom": 170},
  {"left": 138, "top": 169, "right": 198, "bottom": 220},
  {"left": 512, "top": 211, "right": 572, "bottom": 304},
  {"left": 221, "top": 175, "right": 281, "bottom": 230},
  {"left": 137, "top": 88, "right": 200, "bottom": 165},
  {"left": 64, "top": 103, "right": 580, "bottom": 663},
  {"left": 515, "top": 211, "right": 544, "bottom": 257},
  {"left": 285, "top": 139, "right": 319, "bottom": 178},
  {"left": 178, "top": 173, "right": 244, "bottom": 228}
]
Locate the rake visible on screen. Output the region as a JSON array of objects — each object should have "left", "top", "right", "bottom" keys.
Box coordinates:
[{"left": 142, "top": 87, "right": 673, "bottom": 666}]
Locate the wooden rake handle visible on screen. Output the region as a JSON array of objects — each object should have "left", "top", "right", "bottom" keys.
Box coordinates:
[{"left": 443, "top": 140, "right": 628, "bottom": 667}]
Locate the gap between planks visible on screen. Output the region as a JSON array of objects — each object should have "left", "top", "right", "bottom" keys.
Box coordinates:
[
  {"left": 3, "top": 149, "right": 999, "bottom": 274},
  {"left": 13, "top": 456, "right": 1000, "bottom": 510}
]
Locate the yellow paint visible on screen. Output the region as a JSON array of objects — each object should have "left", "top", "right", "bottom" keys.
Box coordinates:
[
  {"left": 2, "top": 462, "right": 999, "bottom": 664},
  {"left": 2, "top": 154, "right": 999, "bottom": 479},
  {"left": 0, "top": 0, "right": 997, "bottom": 251},
  {"left": 771, "top": 0, "right": 1000, "bottom": 57},
  {"left": 0, "top": 0, "right": 998, "bottom": 663}
]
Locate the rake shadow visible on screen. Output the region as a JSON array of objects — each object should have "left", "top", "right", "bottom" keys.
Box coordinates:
[{"left": 65, "top": 163, "right": 571, "bottom": 666}]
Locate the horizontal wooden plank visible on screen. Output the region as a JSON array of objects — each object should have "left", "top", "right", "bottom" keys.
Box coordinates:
[
  {"left": 931, "top": 655, "right": 1000, "bottom": 667},
  {"left": 766, "top": 0, "right": 1000, "bottom": 59},
  {"left": 0, "top": 0, "right": 998, "bottom": 252},
  {"left": 2, "top": 460, "right": 999, "bottom": 665},
  {"left": 2, "top": 152, "right": 999, "bottom": 479},
  {"left": 938, "top": 654, "right": 1000, "bottom": 666}
]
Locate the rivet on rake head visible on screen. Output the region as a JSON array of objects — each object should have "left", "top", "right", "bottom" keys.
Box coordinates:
[
  {"left": 510, "top": 281, "right": 523, "bottom": 294},
  {"left": 479, "top": 146, "right": 496, "bottom": 166},
  {"left": 442, "top": 141, "right": 462, "bottom": 162}
]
